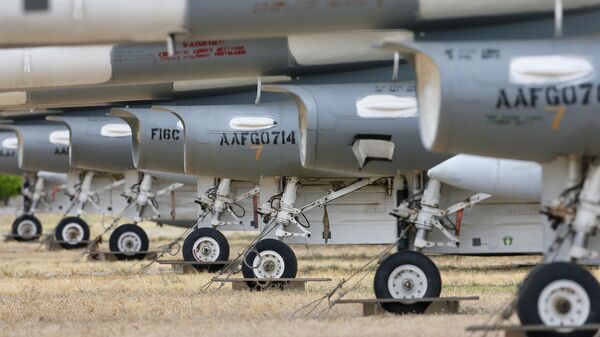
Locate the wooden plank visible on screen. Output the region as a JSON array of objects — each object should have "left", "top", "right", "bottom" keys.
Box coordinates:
[
  {"left": 336, "top": 296, "right": 480, "bottom": 304},
  {"left": 88, "top": 250, "right": 161, "bottom": 255},
  {"left": 212, "top": 277, "right": 331, "bottom": 282},
  {"left": 467, "top": 324, "right": 600, "bottom": 332},
  {"left": 230, "top": 281, "right": 306, "bottom": 291},
  {"left": 157, "top": 260, "right": 234, "bottom": 265},
  {"left": 336, "top": 297, "right": 479, "bottom": 317},
  {"left": 211, "top": 277, "right": 331, "bottom": 291},
  {"left": 87, "top": 251, "right": 160, "bottom": 262},
  {"left": 361, "top": 300, "right": 462, "bottom": 316}
]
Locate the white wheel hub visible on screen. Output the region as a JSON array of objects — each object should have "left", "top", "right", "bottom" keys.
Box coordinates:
[
  {"left": 61, "top": 223, "right": 84, "bottom": 244},
  {"left": 252, "top": 250, "right": 285, "bottom": 279},
  {"left": 388, "top": 264, "right": 429, "bottom": 299},
  {"left": 117, "top": 232, "right": 142, "bottom": 254},
  {"left": 17, "top": 220, "right": 37, "bottom": 239},
  {"left": 192, "top": 237, "right": 220, "bottom": 262},
  {"left": 538, "top": 280, "right": 591, "bottom": 330}
]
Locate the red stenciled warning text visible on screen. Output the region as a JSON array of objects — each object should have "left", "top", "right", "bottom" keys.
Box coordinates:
[{"left": 158, "top": 40, "right": 247, "bottom": 61}]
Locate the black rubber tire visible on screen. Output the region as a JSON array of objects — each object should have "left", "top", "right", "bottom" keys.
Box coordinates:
[
  {"left": 374, "top": 251, "right": 442, "bottom": 314},
  {"left": 11, "top": 214, "right": 42, "bottom": 242},
  {"left": 182, "top": 227, "right": 230, "bottom": 272},
  {"left": 109, "top": 224, "right": 149, "bottom": 261},
  {"left": 517, "top": 262, "right": 600, "bottom": 337},
  {"left": 54, "top": 217, "right": 90, "bottom": 249},
  {"left": 242, "top": 239, "right": 297, "bottom": 290}
]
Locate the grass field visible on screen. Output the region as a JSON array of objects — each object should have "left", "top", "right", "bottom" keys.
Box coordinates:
[{"left": 0, "top": 214, "right": 598, "bottom": 337}]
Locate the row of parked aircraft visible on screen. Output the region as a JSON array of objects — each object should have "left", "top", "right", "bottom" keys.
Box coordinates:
[{"left": 1, "top": 1, "right": 599, "bottom": 336}]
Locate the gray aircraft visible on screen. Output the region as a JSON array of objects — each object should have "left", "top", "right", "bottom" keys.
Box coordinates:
[
  {"left": 46, "top": 115, "right": 197, "bottom": 258},
  {"left": 260, "top": 82, "right": 548, "bottom": 314},
  {"left": 379, "top": 6, "right": 600, "bottom": 336},
  {"left": 0, "top": 130, "right": 68, "bottom": 241},
  {"left": 123, "top": 81, "right": 543, "bottom": 293},
  {"left": 0, "top": 123, "right": 73, "bottom": 241},
  {"left": 0, "top": 34, "right": 395, "bottom": 94},
  {"left": 2, "top": 0, "right": 598, "bottom": 46}
]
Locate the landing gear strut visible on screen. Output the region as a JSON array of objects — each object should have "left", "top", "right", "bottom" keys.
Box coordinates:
[
  {"left": 375, "top": 177, "right": 489, "bottom": 314},
  {"left": 516, "top": 158, "right": 600, "bottom": 336}
]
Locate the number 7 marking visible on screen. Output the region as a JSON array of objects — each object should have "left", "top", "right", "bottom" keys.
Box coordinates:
[
  {"left": 545, "top": 105, "right": 566, "bottom": 131},
  {"left": 249, "top": 145, "right": 264, "bottom": 161}
]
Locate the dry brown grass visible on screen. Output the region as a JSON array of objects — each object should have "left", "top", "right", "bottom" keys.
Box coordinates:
[{"left": 0, "top": 214, "right": 598, "bottom": 337}]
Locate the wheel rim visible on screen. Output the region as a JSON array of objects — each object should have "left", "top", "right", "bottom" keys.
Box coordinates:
[
  {"left": 61, "top": 223, "right": 84, "bottom": 244},
  {"left": 17, "top": 220, "right": 37, "bottom": 239},
  {"left": 537, "top": 280, "right": 591, "bottom": 330},
  {"left": 387, "top": 264, "right": 429, "bottom": 299},
  {"left": 192, "top": 237, "right": 220, "bottom": 262},
  {"left": 252, "top": 250, "right": 285, "bottom": 279},
  {"left": 117, "top": 232, "right": 142, "bottom": 254}
]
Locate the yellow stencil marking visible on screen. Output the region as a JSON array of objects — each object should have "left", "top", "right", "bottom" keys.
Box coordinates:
[
  {"left": 545, "top": 105, "right": 566, "bottom": 131},
  {"left": 249, "top": 145, "right": 264, "bottom": 161}
]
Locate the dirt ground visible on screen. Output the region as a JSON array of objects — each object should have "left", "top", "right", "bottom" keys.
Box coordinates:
[{"left": 0, "top": 214, "right": 598, "bottom": 337}]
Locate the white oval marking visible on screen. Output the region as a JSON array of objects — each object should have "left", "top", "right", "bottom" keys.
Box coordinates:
[
  {"left": 510, "top": 55, "right": 593, "bottom": 85},
  {"left": 229, "top": 116, "right": 277, "bottom": 131},
  {"left": 49, "top": 130, "right": 70, "bottom": 145},
  {"left": 101, "top": 123, "right": 132, "bottom": 137},
  {"left": 2, "top": 137, "right": 18, "bottom": 149},
  {"left": 356, "top": 95, "right": 418, "bottom": 118}
]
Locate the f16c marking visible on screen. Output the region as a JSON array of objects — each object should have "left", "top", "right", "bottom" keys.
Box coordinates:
[
  {"left": 496, "top": 83, "right": 600, "bottom": 109},
  {"left": 151, "top": 128, "right": 180, "bottom": 141},
  {"left": 220, "top": 131, "right": 296, "bottom": 146}
]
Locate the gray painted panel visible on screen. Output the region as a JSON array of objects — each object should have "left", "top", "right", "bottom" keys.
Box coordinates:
[
  {"left": 109, "top": 108, "right": 185, "bottom": 174},
  {"left": 49, "top": 116, "right": 134, "bottom": 173},
  {"left": 0, "top": 131, "right": 20, "bottom": 176},
  {"left": 110, "top": 38, "right": 291, "bottom": 85},
  {"left": 265, "top": 82, "right": 449, "bottom": 175},
  {"left": 406, "top": 37, "right": 600, "bottom": 162},
  {"left": 0, "top": 123, "right": 70, "bottom": 173},
  {"left": 187, "top": 0, "right": 417, "bottom": 39},
  {"left": 164, "top": 101, "right": 338, "bottom": 181}
]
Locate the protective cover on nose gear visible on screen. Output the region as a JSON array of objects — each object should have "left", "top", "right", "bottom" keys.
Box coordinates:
[
  {"left": 109, "top": 107, "right": 185, "bottom": 174},
  {"left": 382, "top": 37, "right": 600, "bottom": 162},
  {"left": 160, "top": 101, "right": 339, "bottom": 181},
  {"left": 0, "top": 130, "right": 21, "bottom": 176},
  {"left": 0, "top": 122, "right": 70, "bottom": 173},
  {"left": 47, "top": 115, "right": 134, "bottom": 174},
  {"left": 263, "top": 82, "right": 448, "bottom": 176}
]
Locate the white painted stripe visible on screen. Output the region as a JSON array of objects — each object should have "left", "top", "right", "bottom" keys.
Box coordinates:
[
  {"left": 0, "top": 0, "right": 187, "bottom": 44},
  {"left": 0, "top": 45, "right": 113, "bottom": 90},
  {"left": 288, "top": 31, "right": 412, "bottom": 66},
  {"left": 418, "top": 0, "right": 599, "bottom": 20},
  {"left": 0, "top": 91, "right": 27, "bottom": 106}
]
